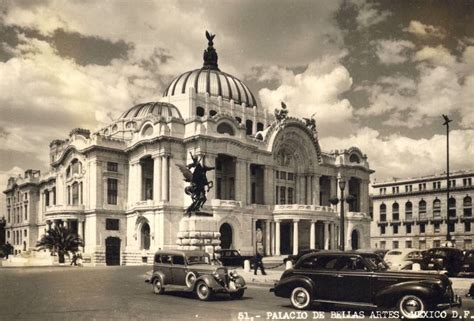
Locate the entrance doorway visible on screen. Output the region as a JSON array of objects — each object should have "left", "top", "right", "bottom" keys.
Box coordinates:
[
  {"left": 219, "top": 223, "right": 233, "bottom": 249},
  {"left": 105, "top": 237, "right": 121, "bottom": 266},
  {"left": 351, "top": 229, "right": 359, "bottom": 250}
]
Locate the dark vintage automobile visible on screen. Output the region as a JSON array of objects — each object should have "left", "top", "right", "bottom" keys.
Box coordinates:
[
  {"left": 270, "top": 252, "right": 461, "bottom": 318},
  {"left": 145, "top": 250, "right": 246, "bottom": 301},
  {"left": 422, "top": 247, "right": 464, "bottom": 276},
  {"left": 283, "top": 249, "right": 320, "bottom": 265},
  {"left": 459, "top": 250, "right": 474, "bottom": 277},
  {"left": 215, "top": 249, "right": 253, "bottom": 267}
]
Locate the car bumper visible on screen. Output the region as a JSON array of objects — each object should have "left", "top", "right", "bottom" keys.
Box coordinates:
[
  {"left": 213, "top": 285, "right": 247, "bottom": 294},
  {"left": 437, "top": 295, "right": 462, "bottom": 309}
]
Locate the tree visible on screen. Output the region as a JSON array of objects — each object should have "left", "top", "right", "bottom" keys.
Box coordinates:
[{"left": 37, "top": 225, "right": 84, "bottom": 264}]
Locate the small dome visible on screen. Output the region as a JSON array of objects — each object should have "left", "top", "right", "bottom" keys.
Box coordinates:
[
  {"left": 119, "top": 102, "right": 183, "bottom": 120},
  {"left": 163, "top": 69, "right": 257, "bottom": 108}
]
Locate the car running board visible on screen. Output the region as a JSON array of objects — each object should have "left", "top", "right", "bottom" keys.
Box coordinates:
[
  {"left": 163, "top": 284, "right": 193, "bottom": 292},
  {"left": 313, "top": 299, "right": 377, "bottom": 308}
]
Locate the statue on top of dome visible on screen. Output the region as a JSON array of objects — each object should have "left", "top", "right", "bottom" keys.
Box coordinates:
[
  {"left": 203, "top": 31, "right": 219, "bottom": 70},
  {"left": 304, "top": 113, "right": 317, "bottom": 133},
  {"left": 274, "top": 101, "right": 289, "bottom": 124}
]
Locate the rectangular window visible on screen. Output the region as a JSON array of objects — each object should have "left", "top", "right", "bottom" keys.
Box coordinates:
[
  {"left": 280, "top": 171, "right": 287, "bottom": 180},
  {"left": 24, "top": 230, "right": 27, "bottom": 237},
  {"left": 419, "top": 240, "right": 426, "bottom": 250},
  {"left": 279, "top": 186, "right": 286, "bottom": 204},
  {"left": 380, "top": 225, "right": 385, "bottom": 234},
  {"left": 393, "top": 241, "right": 399, "bottom": 249},
  {"left": 24, "top": 205, "right": 28, "bottom": 220},
  {"left": 287, "top": 172, "right": 294, "bottom": 181},
  {"left": 380, "top": 241, "right": 386, "bottom": 249},
  {"left": 448, "top": 223, "right": 455, "bottom": 232},
  {"left": 433, "top": 240, "right": 441, "bottom": 248},
  {"left": 287, "top": 187, "right": 294, "bottom": 204},
  {"left": 393, "top": 225, "right": 398, "bottom": 234},
  {"left": 449, "top": 180, "right": 456, "bottom": 188},
  {"left": 251, "top": 182, "right": 256, "bottom": 204},
  {"left": 275, "top": 186, "right": 279, "bottom": 205},
  {"left": 434, "top": 223, "right": 440, "bottom": 233},
  {"left": 107, "top": 178, "right": 118, "bottom": 205},
  {"left": 406, "top": 224, "right": 412, "bottom": 234},
  {"left": 420, "top": 223, "right": 425, "bottom": 233},
  {"left": 465, "top": 222, "right": 471, "bottom": 232},
  {"left": 105, "top": 218, "right": 120, "bottom": 231},
  {"left": 406, "top": 240, "right": 412, "bottom": 248},
  {"left": 72, "top": 183, "right": 79, "bottom": 205}
]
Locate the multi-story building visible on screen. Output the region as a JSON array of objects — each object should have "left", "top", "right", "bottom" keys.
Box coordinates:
[
  {"left": 371, "top": 170, "right": 473, "bottom": 250},
  {"left": 3, "top": 33, "right": 373, "bottom": 265}
]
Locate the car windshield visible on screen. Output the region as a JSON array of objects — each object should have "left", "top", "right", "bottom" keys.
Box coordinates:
[
  {"left": 364, "top": 255, "right": 389, "bottom": 271},
  {"left": 187, "top": 255, "right": 210, "bottom": 265}
]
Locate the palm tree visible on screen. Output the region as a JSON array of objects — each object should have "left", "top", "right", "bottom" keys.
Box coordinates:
[{"left": 37, "top": 225, "right": 84, "bottom": 264}]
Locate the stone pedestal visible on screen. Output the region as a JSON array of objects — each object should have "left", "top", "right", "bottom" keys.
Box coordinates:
[{"left": 176, "top": 212, "right": 221, "bottom": 251}]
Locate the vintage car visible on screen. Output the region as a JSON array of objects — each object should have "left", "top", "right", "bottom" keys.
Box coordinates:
[
  {"left": 270, "top": 252, "right": 461, "bottom": 318},
  {"left": 145, "top": 250, "right": 246, "bottom": 301},
  {"left": 459, "top": 250, "right": 474, "bottom": 277},
  {"left": 215, "top": 249, "right": 253, "bottom": 267},
  {"left": 422, "top": 247, "right": 464, "bottom": 276},
  {"left": 384, "top": 248, "right": 424, "bottom": 271},
  {"left": 283, "top": 249, "right": 320, "bottom": 265}
]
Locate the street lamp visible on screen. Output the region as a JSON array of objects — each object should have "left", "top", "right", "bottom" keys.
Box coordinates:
[
  {"left": 329, "top": 178, "right": 355, "bottom": 251},
  {"left": 442, "top": 114, "right": 453, "bottom": 244}
]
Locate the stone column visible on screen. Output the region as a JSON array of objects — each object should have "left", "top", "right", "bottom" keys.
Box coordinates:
[
  {"left": 127, "top": 163, "right": 134, "bottom": 206},
  {"left": 246, "top": 162, "right": 251, "bottom": 205},
  {"left": 78, "top": 220, "right": 84, "bottom": 238},
  {"left": 136, "top": 162, "right": 143, "bottom": 202},
  {"left": 324, "top": 221, "right": 330, "bottom": 250},
  {"left": 161, "top": 155, "right": 169, "bottom": 202},
  {"left": 312, "top": 175, "right": 321, "bottom": 206},
  {"left": 293, "top": 219, "right": 299, "bottom": 255},
  {"left": 265, "top": 220, "right": 271, "bottom": 256},
  {"left": 330, "top": 176, "right": 337, "bottom": 207},
  {"left": 306, "top": 175, "right": 312, "bottom": 205},
  {"left": 275, "top": 220, "right": 281, "bottom": 256},
  {"left": 310, "top": 220, "right": 316, "bottom": 249},
  {"left": 153, "top": 156, "right": 162, "bottom": 202}
]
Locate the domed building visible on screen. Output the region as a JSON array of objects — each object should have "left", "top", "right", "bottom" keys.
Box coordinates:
[{"left": 3, "top": 33, "right": 373, "bottom": 264}]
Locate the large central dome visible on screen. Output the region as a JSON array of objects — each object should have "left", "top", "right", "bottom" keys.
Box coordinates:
[{"left": 162, "top": 31, "right": 257, "bottom": 108}]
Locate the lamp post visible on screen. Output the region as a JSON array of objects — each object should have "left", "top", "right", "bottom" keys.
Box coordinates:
[
  {"left": 329, "top": 178, "right": 354, "bottom": 251},
  {"left": 442, "top": 114, "right": 452, "bottom": 243}
]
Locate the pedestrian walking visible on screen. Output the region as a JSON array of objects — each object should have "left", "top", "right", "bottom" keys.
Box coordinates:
[{"left": 253, "top": 251, "right": 266, "bottom": 275}]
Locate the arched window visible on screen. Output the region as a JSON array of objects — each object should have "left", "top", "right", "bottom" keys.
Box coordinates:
[
  {"left": 245, "top": 120, "right": 253, "bottom": 135},
  {"left": 216, "top": 122, "right": 235, "bottom": 136},
  {"left": 125, "top": 121, "right": 135, "bottom": 129},
  {"left": 433, "top": 199, "right": 441, "bottom": 217},
  {"left": 380, "top": 204, "right": 387, "bottom": 221},
  {"left": 209, "top": 110, "right": 217, "bottom": 117},
  {"left": 112, "top": 124, "right": 118, "bottom": 132},
  {"left": 448, "top": 197, "right": 456, "bottom": 217},
  {"left": 349, "top": 154, "right": 360, "bottom": 163},
  {"left": 141, "top": 124, "right": 153, "bottom": 136},
  {"left": 256, "top": 122, "right": 264, "bottom": 132},
  {"left": 392, "top": 203, "right": 399, "bottom": 221},
  {"left": 419, "top": 199, "right": 427, "bottom": 217},
  {"left": 141, "top": 222, "right": 151, "bottom": 250},
  {"left": 72, "top": 182, "right": 79, "bottom": 205},
  {"left": 196, "top": 106, "right": 205, "bottom": 117},
  {"left": 235, "top": 117, "right": 242, "bottom": 124},
  {"left": 405, "top": 201, "right": 413, "bottom": 220},
  {"left": 464, "top": 196, "right": 472, "bottom": 217}
]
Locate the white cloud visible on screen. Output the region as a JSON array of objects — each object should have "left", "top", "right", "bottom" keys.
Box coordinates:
[
  {"left": 321, "top": 128, "right": 474, "bottom": 181},
  {"left": 258, "top": 53, "right": 357, "bottom": 137},
  {"left": 405, "top": 20, "right": 445, "bottom": 39},
  {"left": 353, "top": 0, "right": 391, "bottom": 28},
  {"left": 375, "top": 39, "right": 415, "bottom": 64}
]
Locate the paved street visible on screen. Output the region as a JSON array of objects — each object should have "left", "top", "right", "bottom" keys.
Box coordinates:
[{"left": 0, "top": 266, "right": 473, "bottom": 321}]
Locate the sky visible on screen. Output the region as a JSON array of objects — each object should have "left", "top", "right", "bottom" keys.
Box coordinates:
[{"left": 0, "top": 0, "right": 474, "bottom": 200}]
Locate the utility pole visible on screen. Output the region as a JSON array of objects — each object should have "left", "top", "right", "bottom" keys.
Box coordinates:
[{"left": 442, "top": 114, "right": 452, "bottom": 243}]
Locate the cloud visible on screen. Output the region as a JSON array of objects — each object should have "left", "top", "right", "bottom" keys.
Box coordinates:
[
  {"left": 375, "top": 39, "right": 415, "bottom": 64},
  {"left": 320, "top": 128, "right": 474, "bottom": 182},
  {"left": 353, "top": 0, "right": 391, "bottom": 28},
  {"left": 404, "top": 20, "right": 445, "bottom": 39},
  {"left": 358, "top": 45, "right": 474, "bottom": 129},
  {"left": 257, "top": 53, "right": 357, "bottom": 137}
]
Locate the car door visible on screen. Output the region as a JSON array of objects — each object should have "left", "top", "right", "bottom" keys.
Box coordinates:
[
  {"left": 171, "top": 254, "right": 187, "bottom": 286},
  {"left": 333, "top": 256, "right": 373, "bottom": 303},
  {"left": 160, "top": 254, "right": 173, "bottom": 285},
  {"left": 296, "top": 255, "right": 340, "bottom": 301}
]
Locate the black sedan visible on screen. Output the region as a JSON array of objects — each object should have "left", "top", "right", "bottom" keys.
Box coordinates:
[{"left": 215, "top": 249, "right": 253, "bottom": 267}]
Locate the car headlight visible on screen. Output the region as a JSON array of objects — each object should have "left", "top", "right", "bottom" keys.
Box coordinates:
[
  {"left": 212, "top": 271, "right": 221, "bottom": 280},
  {"left": 229, "top": 269, "right": 238, "bottom": 277}
]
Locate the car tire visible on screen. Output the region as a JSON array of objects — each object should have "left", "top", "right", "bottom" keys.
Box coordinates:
[
  {"left": 152, "top": 277, "right": 164, "bottom": 295},
  {"left": 195, "top": 281, "right": 212, "bottom": 301},
  {"left": 230, "top": 289, "right": 244, "bottom": 300},
  {"left": 397, "top": 294, "right": 426, "bottom": 319},
  {"left": 290, "top": 287, "right": 312, "bottom": 310},
  {"left": 185, "top": 271, "right": 197, "bottom": 288}
]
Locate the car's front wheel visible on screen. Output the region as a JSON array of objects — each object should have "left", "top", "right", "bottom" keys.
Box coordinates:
[
  {"left": 397, "top": 294, "right": 426, "bottom": 319},
  {"left": 152, "top": 277, "right": 164, "bottom": 295},
  {"left": 290, "top": 287, "right": 312, "bottom": 310},
  {"left": 196, "top": 281, "right": 212, "bottom": 301},
  {"left": 230, "top": 290, "right": 244, "bottom": 300}
]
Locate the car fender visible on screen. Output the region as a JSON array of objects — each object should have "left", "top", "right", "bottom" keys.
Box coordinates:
[
  {"left": 150, "top": 271, "right": 167, "bottom": 285},
  {"left": 374, "top": 280, "right": 441, "bottom": 308},
  {"left": 194, "top": 274, "right": 221, "bottom": 290},
  {"left": 273, "top": 275, "right": 315, "bottom": 298}
]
